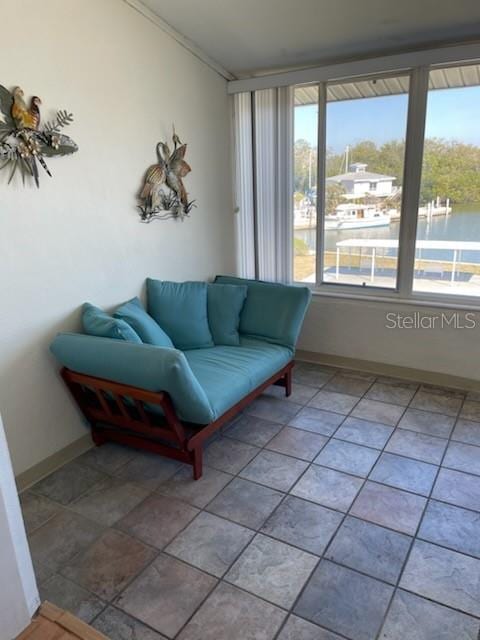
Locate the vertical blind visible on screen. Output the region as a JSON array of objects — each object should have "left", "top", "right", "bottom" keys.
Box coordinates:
[{"left": 233, "top": 88, "right": 294, "bottom": 282}]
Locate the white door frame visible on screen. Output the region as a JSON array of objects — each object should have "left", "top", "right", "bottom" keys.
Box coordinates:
[{"left": 0, "top": 413, "right": 39, "bottom": 640}]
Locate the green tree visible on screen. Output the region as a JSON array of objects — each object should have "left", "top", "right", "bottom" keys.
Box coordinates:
[
  {"left": 349, "top": 141, "right": 378, "bottom": 169},
  {"left": 325, "top": 182, "right": 346, "bottom": 214},
  {"left": 376, "top": 140, "right": 406, "bottom": 186},
  {"left": 326, "top": 148, "right": 345, "bottom": 177},
  {"left": 294, "top": 139, "right": 317, "bottom": 194},
  {"left": 421, "top": 138, "right": 480, "bottom": 203},
  {"left": 296, "top": 136, "right": 480, "bottom": 205}
]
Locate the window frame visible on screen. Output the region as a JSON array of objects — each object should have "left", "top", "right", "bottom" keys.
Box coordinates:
[{"left": 296, "top": 59, "right": 480, "bottom": 309}]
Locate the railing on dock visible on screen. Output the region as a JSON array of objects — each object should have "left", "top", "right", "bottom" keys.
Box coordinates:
[{"left": 335, "top": 239, "right": 480, "bottom": 284}]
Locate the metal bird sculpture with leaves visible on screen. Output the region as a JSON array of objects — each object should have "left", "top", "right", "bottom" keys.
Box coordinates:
[
  {"left": 138, "top": 127, "right": 195, "bottom": 222},
  {"left": 0, "top": 85, "right": 78, "bottom": 187}
]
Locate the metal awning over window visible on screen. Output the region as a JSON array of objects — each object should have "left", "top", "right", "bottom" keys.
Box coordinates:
[{"left": 294, "top": 63, "right": 480, "bottom": 105}]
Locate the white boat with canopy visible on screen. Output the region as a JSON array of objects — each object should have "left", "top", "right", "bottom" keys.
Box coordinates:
[{"left": 325, "top": 204, "right": 390, "bottom": 230}]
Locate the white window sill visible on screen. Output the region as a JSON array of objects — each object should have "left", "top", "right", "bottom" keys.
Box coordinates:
[{"left": 309, "top": 287, "right": 480, "bottom": 312}]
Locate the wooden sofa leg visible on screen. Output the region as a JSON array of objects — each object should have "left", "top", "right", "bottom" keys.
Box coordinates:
[
  {"left": 91, "top": 428, "right": 107, "bottom": 446},
  {"left": 285, "top": 369, "right": 292, "bottom": 397},
  {"left": 192, "top": 447, "right": 203, "bottom": 480}
]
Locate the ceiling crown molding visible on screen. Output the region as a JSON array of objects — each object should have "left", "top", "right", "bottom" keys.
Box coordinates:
[{"left": 122, "top": 0, "right": 236, "bottom": 81}]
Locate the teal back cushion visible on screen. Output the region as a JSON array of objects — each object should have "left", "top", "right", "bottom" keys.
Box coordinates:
[
  {"left": 207, "top": 283, "right": 247, "bottom": 346},
  {"left": 114, "top": 297, "right": 174, "bottom": 348},
  {"left": 147, "top": 279, "right": 214, "bottom": 350},
  {"left": 82, "top": 303, "right": 142, "bottom": 343},
  {"left": 214, "top": 275, "right": 312, "bottom": 350}
]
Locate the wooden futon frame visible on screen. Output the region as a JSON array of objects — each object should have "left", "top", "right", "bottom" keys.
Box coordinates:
[{"left": 61, "top": 361, "right": 294, "bottom": 480}]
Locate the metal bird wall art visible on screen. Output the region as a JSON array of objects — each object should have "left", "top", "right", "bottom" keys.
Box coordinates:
[
  {"left": 0, "top": 85, "right": 78, "bottom": 188},
  {"left": 138, "top": 127, "right": 196, "bottom": 222}
]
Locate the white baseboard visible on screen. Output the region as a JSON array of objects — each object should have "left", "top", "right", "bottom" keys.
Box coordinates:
[
  {"left": 296, "top": 349, "right": 479, "bottom": 392},
  {"left": 16, "top": 434, "right": 93, "bottom": 493}
]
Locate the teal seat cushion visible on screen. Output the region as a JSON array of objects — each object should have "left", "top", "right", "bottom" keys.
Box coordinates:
[
  {"left": 114, "top": 297, "right": 174, "bottom": 348},
  {"left": 184, "top": 337, "right": 293, "bottom": 419},
  {"left": 215, "top": 275, "right": 311, "bottom": 350},
  {"left": 50, "top": 332, "right": 292, "bottom": 424},
  {"left": 207, "top": 283, "right": 247, "bottom": 346},
  {"left": 147, "top": 279, "right": 214, "bottom": 350},
  {"left": 82, "top": 303, "right": 141, "bottom": 343}
]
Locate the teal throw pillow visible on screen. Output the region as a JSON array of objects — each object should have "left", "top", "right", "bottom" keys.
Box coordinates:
[
  {"left": 207, "top": 283, "right": 247, "bottom": 346},
  {"left": 114, "top": 297, "right": 174, "bottom": 348},
  {"left": 82, "top": 303, "right": 141, "bottom": 343}
]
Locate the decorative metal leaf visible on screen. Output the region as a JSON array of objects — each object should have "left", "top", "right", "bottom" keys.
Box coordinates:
[
  {"left": 184, "top": 200, "right": 197, "bottom": 214},
  {"left": 40, "top": 134, "right": 78, "bottom": 157},
  {"left": 57, "top": 110, "right": 74, "bottom": 127},
  {"left": 0, "top": 85, "right": 14, "bottom": 130},
  {"left": 43, "top": 110, "right": 74, "bottom": 134},
  {"left": 0, "top": 141, "right": 17, "bottom": 161},
  {"left": 8, "top": 158, "right": 18, "bottom": 184}
]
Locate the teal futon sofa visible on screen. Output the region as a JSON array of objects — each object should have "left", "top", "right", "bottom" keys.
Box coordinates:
[{"left": 50, "top": 275, "right": 311, "bottom": 479}]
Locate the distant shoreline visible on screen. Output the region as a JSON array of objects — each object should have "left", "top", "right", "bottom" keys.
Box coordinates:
[{"left": 295, "top": 205, "right": 480, "bottom": 264}]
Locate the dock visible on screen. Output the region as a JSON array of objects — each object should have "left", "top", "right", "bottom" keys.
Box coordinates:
[
  {"left": 294, "top": 198, "right": 452, "bottom": 229},
  {"left": 334, "top": 238, "right": 480, "bottom": 285}
]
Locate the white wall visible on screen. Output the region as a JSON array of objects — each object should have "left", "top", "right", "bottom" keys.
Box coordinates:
[
  {"left": 0, "top": 0, "right": 235, "bottom": 475},
  {"left": 0, "top": 413, "right": 39, "bottom": 639},
  {"left": 298, "top": 295, "right": 480, "bottom": 382},
  {"left": 351, "top": 180, "right": 392, "bottom": 196},
  {"left": 374, "top": 180, "right": 393, "bottom": 195}
]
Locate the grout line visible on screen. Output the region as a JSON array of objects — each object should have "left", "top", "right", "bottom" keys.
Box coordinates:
[
  {"left": 90, "top": 600, "right": 170, "bottom": 637},
  {"left": 24, "top": 363, "right": 480, "bottom": 639},
  {"left": 270, "top": 375, "right": 415, "bottom": 638},
  {"left": 273, "top": 390, "right": 410, "bottom": 639},
  {"left": 112, "top": 402, "right": 480, "bottom": 559},
  {"left": 372, "top": 385, "right": 472, "bottom": 639},
  {"left": 271, "top": 369, "right": 477, "bottom": 637},
  {"left": 88, "top": 602, "right": 109, "bottom": 628}
]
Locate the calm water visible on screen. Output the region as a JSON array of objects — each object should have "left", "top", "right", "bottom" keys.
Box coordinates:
[{"left": 296, "top": 204, "right": 480, "bottom": 263}]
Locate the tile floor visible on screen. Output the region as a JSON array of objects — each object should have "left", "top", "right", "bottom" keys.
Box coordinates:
[{"left": 21, "top": 361, "right": 480, "bottom": 640}]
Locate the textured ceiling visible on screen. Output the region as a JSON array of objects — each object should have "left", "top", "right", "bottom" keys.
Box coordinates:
[{"left": 141, "top": 0, "right": 480, "bottom": 77}]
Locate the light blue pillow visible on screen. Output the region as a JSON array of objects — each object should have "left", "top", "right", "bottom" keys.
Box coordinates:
[
  {"left": 147, "top": 279, "right": 214, "bottom": 350},
  {"left": 207, "top": 283, "right": 247, "bottom": 346},
  {"left": 114, "top": 297, "right": 174, "bottom": 348},
  {"left": 82, "top": 303, "right": 141, "bottom": 343}
]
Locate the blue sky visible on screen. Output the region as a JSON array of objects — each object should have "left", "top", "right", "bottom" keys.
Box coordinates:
[{"left": 295, "top": 86, "right": 480, "bottom": 152}]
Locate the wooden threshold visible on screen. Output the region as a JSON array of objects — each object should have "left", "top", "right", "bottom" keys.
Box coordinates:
[{"left": 15, "top": 602, "right": 108, "bottom": 640}]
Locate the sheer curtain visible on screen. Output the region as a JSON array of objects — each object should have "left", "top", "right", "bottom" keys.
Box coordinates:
[{"left": 233, "top": 87, "right": 293, "bottom": 282}]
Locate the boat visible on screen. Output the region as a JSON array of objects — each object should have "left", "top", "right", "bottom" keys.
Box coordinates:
[
  {"left": 294, "top": 206, "right": 316, "bottom": 229},
  {"left": 325, "top": 204, "right": 391, "bottom": 230}
]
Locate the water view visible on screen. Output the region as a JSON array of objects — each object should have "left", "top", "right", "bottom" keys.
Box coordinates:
[
  {"left": 296, "top": 205, "right": 480, "bottom": 265},
  {"left": 293, "top": 68, "right": 480, "bottom": 296},
  {"left": 294, "top": 206, "right": 480, "bottom": 294}
]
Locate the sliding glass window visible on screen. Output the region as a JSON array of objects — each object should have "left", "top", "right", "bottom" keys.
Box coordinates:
[
  {"left": 294, "top": 75, "right": 410, "bottom": 290},
  {"left": 293, "top": 85, "right": 318, "bottom": 283},
  {"left": 412, "top": 64, "right": 480, "bottom": 298},
  {"left": 291, "top": 58, "right": 480, "bottom": 304},
  {"left": 323, "top": 75, "right": 410, "bottom": 289}
]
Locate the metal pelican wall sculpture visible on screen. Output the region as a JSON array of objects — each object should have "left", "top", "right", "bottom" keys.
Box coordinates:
[
  {"left": 138, "top": 127, "right": 196, "bottom": 222},
  {"left": 0, "top": 85, "right": 78, "bottom": 187}
]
